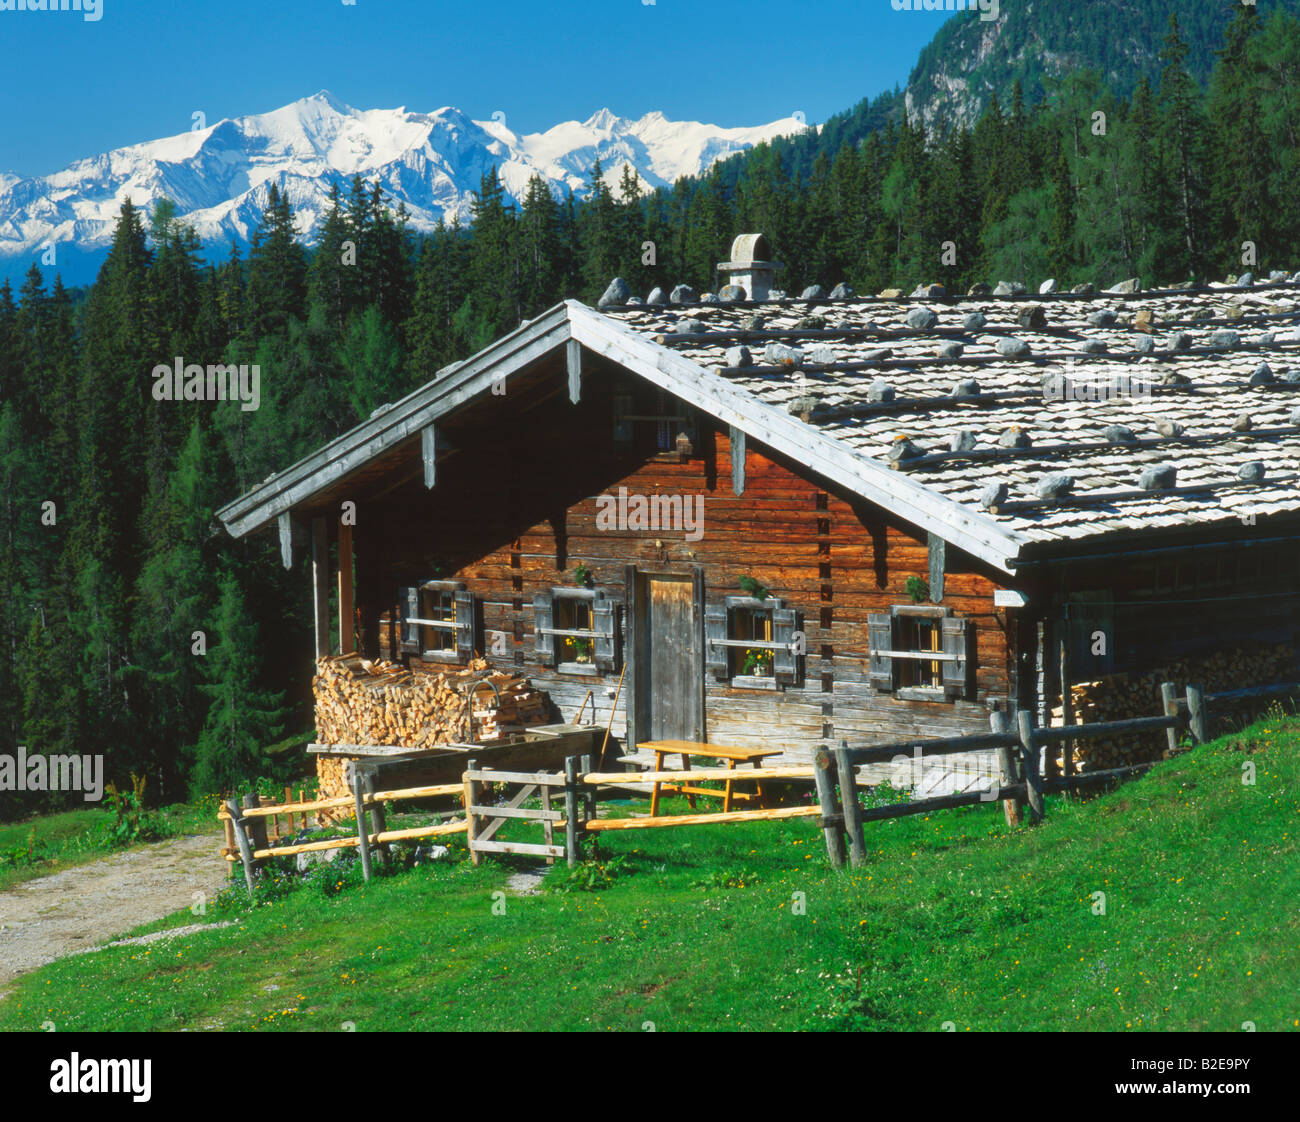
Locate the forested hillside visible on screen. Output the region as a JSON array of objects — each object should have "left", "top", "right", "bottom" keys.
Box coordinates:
[
  {"left": 0, "top": 6, "right": 1296, "bottom": 815},
  {"left": 904, "top": 0, "right": 1300, "bottom": 131}
]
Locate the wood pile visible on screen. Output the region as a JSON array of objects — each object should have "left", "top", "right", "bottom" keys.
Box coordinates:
[
  {"left": 1051, "top": 643, "right": 1295, "bottom": 771},
  {"left": 312, "top": 654, "right": 555, "bottom": 820}
]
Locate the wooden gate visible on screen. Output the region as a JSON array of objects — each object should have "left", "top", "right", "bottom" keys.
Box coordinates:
[{"left": 463, "top": 758, "right": 583, "bottom": 865}]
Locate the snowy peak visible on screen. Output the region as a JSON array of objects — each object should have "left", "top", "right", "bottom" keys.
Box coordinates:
[{"left": 0, "top": 92, "right": 812, "bottom": 283}]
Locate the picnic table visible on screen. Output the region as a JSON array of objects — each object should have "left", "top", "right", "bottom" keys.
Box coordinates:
[{"left": 635, "top": 740, "right": 784, "bottom": 816}]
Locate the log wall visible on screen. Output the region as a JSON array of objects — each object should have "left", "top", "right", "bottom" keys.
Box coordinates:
[{"left": 348, "top": 363, "right": 1015, "bottom": 763}]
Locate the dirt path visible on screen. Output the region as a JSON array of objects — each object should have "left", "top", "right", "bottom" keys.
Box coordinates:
[{"left": 0, "top": 834, "right": 229, "bottom": 989}]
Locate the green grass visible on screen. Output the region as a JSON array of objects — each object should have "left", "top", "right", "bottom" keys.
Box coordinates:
[
  {"left": 2, "top": 716, "right": 1298, "bottom": 1032},
  {"left": 0, "top": 795, "right": 223, "bottom": 892}
]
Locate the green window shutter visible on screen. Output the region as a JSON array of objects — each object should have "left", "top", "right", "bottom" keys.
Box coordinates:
[
  {"left": 868, "top": 613, "right": 894, "bottom": 690},
  {"left": 773, "top": 606, "right": 803, "bottom": 687},
  {"left": 399, "top": 587, "right": 419, "bottom": 653},
  {"left": 593, "top": 594, "right": 617, "bottom": 672},
  {"left": 533, "top": 591, "right": 555, "bottom": 666},
  {"left": 705, "top": 603, "right": 728, "bottom": 679},
  {"left": 454, "top": 590, "right": 476, "bottom": 663},
  {"left": 941, "top": 616, "right": 971, "bottom": 700}
]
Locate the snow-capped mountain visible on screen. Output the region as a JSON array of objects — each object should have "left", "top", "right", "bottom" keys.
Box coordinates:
[{"left": 0, "top": 91, "right": 809, "bottom": 285}]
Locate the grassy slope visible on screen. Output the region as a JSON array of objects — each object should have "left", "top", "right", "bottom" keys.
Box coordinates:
[{"left": 1, "top": 719, "right": 1296, "bottom": 1032}]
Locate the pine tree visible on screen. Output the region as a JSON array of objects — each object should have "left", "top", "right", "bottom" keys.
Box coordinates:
[
  {"left": 245, "top": 182, "right": 308, "bottom": 339},
  {"left": 192, "top": 570, "right": 287, "bottom": 796}
]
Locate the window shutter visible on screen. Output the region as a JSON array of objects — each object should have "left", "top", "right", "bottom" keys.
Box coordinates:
[
  {"left": 399, "top": 587, "right": 420, "bottom": 652},
  {"left": 705, "top": 603, "right": 728, "bottom": 679},
  {"left": 868, "top": 613, "right": 894, "bottom": 690},
  {"left": 454, "top": 590, "right": 476, "bottom": 663},
  {"left": 941, "top": 616, "right": 971, "bottom": 700},
  {"left": 772, "top": 606, "right": 803, "bottom": 687},
  {"left": 533, "top": 591, "right": 554, "bottom": 666},
  {"left": 593, "top": 594, "right": 617, "bottom": 672}
]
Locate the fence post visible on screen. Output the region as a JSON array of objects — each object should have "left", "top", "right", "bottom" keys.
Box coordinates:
[
  {"left": 812, "top": 746, "right": 847, "bottom": 868},
  {"left": 833, "top": 741, "right": 866, "bottom": 867},
  {"left": 349, "top": 765, "right": 373, "bottom": 883},
  {"left": 580, "top": 753, "right": 598, "bottom": 861},
  {"left": 1017, "top": 711, "right": 1045, "bottom": 823},
  {"left": 244, "top": 793, "right": 269, "bottom": 868},
  {"left": 463, "top": 759, "right": 479, "bottom": 866},
  {"left": 564, "top": 756, "right": 580, "bottom": 868},
  {"left": 1187, "top": 684, "right": 1208, "bottom": 745},
  {"left": 363, "top": 774, "right": 389, "bottom": 865},
  {"left": 992, "top": 710, "right": 1024, "bottom": 826},
  {"left": 1160, "top": 682, "right": 1179, "bottom": 757},
  {"left": 226, "top": 798, "right": 256, "bottom": 894}
]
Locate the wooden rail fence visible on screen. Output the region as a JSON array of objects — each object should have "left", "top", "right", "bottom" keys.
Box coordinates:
[{"left": 220, "top": 679, "right": 1299, "bottom": 883}]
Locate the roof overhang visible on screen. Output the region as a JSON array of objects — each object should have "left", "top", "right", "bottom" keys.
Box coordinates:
[{"left": 217, "top": 300, "right": 1030, "bottom": 574}]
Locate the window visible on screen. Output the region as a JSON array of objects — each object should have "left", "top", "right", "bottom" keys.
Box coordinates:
[
  {"left": 555, "top": 595, "right": 595, "bottom": 667},
  {"left": 398, "top": 581, "right": 476, "bottom": 664},
  {"left": 897, "top": 614, "right": 943, "bottom": 689},
  {"left": 868, "top": 606, "right": 971, "bottom": 701},
  {"left": 706, "top": 596, "right": 804, "bottom": 689},
  {"left": 533, "top": 587, "right": 619, "bottom": 673}
]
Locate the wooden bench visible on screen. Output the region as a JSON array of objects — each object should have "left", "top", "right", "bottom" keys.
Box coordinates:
[{"left": 635, "top": 740, "right": 784, "bottom": 815}]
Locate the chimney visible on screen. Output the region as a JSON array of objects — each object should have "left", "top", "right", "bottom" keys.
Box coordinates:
[{"left": 717, "top": 233, "right": 780, "bottom": 301}]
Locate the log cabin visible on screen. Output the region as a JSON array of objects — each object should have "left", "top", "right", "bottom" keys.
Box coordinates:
[{"left": 217, "top": 236, "right": 1300, "bottom": 782}]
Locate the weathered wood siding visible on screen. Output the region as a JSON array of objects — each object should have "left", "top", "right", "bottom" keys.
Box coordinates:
[{"left": 348, "top": 362, "right": 1013, "bottom": 763}]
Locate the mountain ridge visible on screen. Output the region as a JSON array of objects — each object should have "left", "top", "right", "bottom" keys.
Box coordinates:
[{"left": 0, "top": 91, "right": 809, "bottom": 286}]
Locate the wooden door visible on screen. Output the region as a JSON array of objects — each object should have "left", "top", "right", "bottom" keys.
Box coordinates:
[{"left": 627, "top": 568, "right": 704, "bottom": 747}]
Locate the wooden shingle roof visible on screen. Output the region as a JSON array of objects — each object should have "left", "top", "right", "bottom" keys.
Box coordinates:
[{"left": 599, "top": 282, "right": 1300, "bottom": 554}]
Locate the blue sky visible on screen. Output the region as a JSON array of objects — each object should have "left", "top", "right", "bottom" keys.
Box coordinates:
[{"left": 0, "top": 0, "right": 957, "bottom": 176}]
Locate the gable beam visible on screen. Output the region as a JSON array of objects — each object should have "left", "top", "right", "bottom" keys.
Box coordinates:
[
  {"left": 928, "top": 533, "right": 946, "bottom": 602},
  {"left": 567, "top": 339, "right": 582, "bottom": 404},
  {"left": 421, "top": 424, "right": 437, "bottom": 489},
  {"left": 730, "top": 426, "right": 746, "bottom": 496}
]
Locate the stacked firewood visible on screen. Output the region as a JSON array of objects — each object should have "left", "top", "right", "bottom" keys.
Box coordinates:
[
  {"left": 314, "top": 654, "right": 555, "bottom": 747},
  {"left": 1050, "top": 643, "right": 1295, "bottom": 771},
  {"left": 311, "top": 655, "right": 554, "bottom": 820}
]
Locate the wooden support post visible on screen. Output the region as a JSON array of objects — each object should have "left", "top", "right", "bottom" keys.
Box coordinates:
[
  {"left": 278, "top": 512, "right": 295, "bottom": 570},
  {"left": 927, "top": 533, "right": 945, "bottom": 603},
  {"left": 567, "top": 339, "right": 582, "bottom": 404},
  {"left": 283, "top": 785, "right": 295, "bottom": 835},
  {"left": 1187, "top": 684, "right": 1208, "bottom": 745},
  {"left": 1059, "top": 629, "right": 1075, "bottom": 784},
  {"left": 311, "top": 517, "right": 330, "bottom": 658},
  {"left": 581, "top": 753, "right": 598, "bottom": 861},
  {"left": 463, "top": 759, "right": 479, "bottom": 866},
  {"left": 812, "top": 748, "right": 847, "bottom": 868},
  {"left": 542, "top": 783, "right": 555, "bottom": 866},
  {"left": 350, "top": 767, "right": 373, "bottom": 882},
  {"left": 991, "top": 710, "right": 1023, "bottom": 826},
  {"left": 364, "top": 775, "right": 389, "bottom": 865},
  {"left": 226, "top": 798, "right": 256, "bottom": 894},
  {"left": 834, "top": 741, "right": 865, "bottom": 867},
  {"left": 729, "top": 426, "right": 746, "bottom": 496},
  {"left": 1017, "top": 711, "right": 1045, "bottom": 823},
  {"left": 564, "top": 756, "right": 580, "bottom": 868},
  {"left": 338, "top": 519, "right": 355, "bottom": 655},
  {"left": 1160, "top": 682, "right": 1179, "bottom": 757},
  {"left": 421, "top": 424, "right": 437, "bottom": 489}
]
